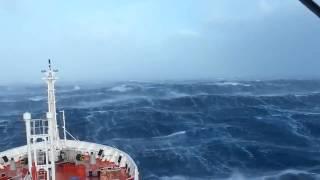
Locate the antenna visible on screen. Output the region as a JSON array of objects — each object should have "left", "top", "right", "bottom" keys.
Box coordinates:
[
  {"left": 48, "top": 59, "right": 52, "bottom": 70},
  {"left": 42, "top": 59, "right": 59, "bottom": 73}
]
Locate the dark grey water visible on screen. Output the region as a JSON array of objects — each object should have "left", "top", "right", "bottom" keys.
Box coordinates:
[{"left": 1, "top": 80, "right": 320, "bottom": 179}]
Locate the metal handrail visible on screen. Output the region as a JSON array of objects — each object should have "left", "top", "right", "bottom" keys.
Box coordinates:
[{"left": 65, "top": 129, "right": 79, "bottom": 141}]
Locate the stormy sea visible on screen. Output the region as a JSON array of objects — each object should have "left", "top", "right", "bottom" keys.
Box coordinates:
[{"left": 1, "top": 80, "right": 320, "bottom": 180}]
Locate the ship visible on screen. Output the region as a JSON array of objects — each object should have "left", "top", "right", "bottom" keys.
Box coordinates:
[{"left": 0, "top": 60, "right": 139, "bottom": 180}]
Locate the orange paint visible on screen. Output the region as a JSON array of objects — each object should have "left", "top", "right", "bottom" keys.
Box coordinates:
[{"left": 31, "top": 162, "right": 37, "bottom": 180}]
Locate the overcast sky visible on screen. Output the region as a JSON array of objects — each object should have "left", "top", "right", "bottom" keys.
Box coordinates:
[{"left": 0, "top": 0, "right": 319, "bottom": 84}]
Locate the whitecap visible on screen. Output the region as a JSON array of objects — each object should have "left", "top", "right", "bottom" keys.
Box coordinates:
[
  {"left": 215, "top": 82, "right": 251, "bottom": 87},
  {"left": 153, "top": 131, "right": 186, "bottom": 139},
  {"left": 109, "top": 84, "right": 133, "bottom": 92},
  {"left": 28, "top": 96, "right": 45, "bottom": 102},
  {"left": 167, "top": 91, "right": 189, "bottom": 98},
  {"left": 157, "top": 175, "right": 208, "bottom": 180}
]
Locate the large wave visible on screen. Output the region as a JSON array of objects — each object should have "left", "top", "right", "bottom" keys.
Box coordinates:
[{"left": 1, "top": 80, "right": 320, "bottom": 179}]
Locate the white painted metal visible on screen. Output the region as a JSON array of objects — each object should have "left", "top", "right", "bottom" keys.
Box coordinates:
[
  {"left": 21, "top": 61, "right": 61, "bottom": 180},
  {"left": 46, "top": 112, "right": 56, "bottom": 180},
  {"left": 60, "top": 110, "right": 67, "bottom": 143},
  {"left": 42, "top": 60, "right": 60, "bottom": 147},
  {"left": 23, "top": 112, "right": 56, "bottom": 180},
  {"left": 23, "top": 112, "right": 33, "bottom": 173},
  {"left": 9, "top": 158, "right": 16, "bottom": 171},
  {"left": 90, "top": 152, "right": 96, "bottom": 165}
]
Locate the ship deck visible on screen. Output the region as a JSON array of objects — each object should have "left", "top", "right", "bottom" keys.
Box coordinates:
[
  {"left": 0, "top": 157, "right": 131, "bottom": 180},
  {"left": 0, "top": 140, "right": 138, "bottom": 180},
  {"left": 56, "top": 158, "right": 131, "bottom": 180}
]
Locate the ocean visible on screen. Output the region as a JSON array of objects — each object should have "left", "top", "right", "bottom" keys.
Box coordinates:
[{"left": 1, "top": 80, "right": 320, "bottom": 180}]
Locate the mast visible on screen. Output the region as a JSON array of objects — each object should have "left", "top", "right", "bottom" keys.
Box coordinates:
[
  {"left": 22, "top": 60, "right": 60, "bottom": 180},
  {"left": 42, "top": 59, "right": 60, "bottom": 145}
]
